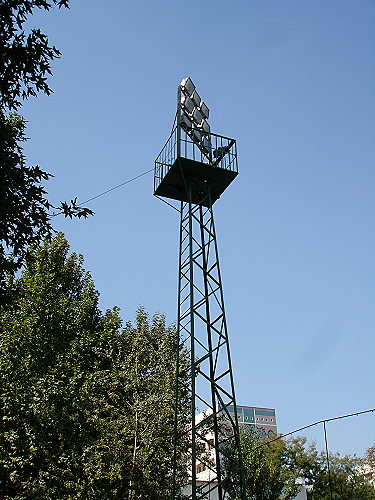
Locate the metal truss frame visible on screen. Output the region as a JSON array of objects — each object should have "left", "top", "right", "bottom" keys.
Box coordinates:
[{"left": 172, "top": 184, "right": 245, "bottom": 500}]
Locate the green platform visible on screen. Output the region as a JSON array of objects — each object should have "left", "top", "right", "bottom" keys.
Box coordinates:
[{"left": 154, "top": 157, "right": 238, "bottom": 207}]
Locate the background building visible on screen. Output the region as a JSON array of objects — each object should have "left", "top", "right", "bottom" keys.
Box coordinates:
[
  {"left": 229, "top": 405, "right": 277, "bottom": 438},
  {"left": 189, "top": 405, "right": 278, "bottom": 499}
]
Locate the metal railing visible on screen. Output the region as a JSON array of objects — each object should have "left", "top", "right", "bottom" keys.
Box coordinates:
[{"left": 154, "top": 124, "right": 238, "bottom": 193}]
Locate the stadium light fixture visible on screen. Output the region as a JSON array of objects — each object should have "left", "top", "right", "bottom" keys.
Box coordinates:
[
  {"left": 181, "top": 95, "right": 195, "bottom": 114},
  {"left": 201, "top": 119, "right": 210, "bottom": 134},
  {"left": 192, "top": 108, "right": 204, "bottom": 125},
  {"left": 178, "top": 77, "right": 212, "bottom": 157},
  {"left": 180, "top": 113, "right": 192, "bottom": 130},
  {"left": 191, "top": 90, "right": 201, "bottom": 107},
  {"left": 180, "top": 77, "right": 195, "bottom": 96},
  {"left": 199, "top": 102, "right": 209, "bottom": 120}
]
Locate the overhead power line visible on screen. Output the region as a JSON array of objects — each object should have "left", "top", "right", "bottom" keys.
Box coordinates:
[
  {"left": 254, "top": 407, "right": 375, "bottom": 450},
  {"left": 251, "top": 408, "right": 375, "bottom": 500}
]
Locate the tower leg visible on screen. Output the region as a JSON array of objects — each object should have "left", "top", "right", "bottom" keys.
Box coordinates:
[{"left": 172, "top": 185, "right": 246, "bottom": 499}]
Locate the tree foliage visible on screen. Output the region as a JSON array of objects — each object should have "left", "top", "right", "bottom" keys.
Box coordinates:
[
  {"left": 240, "top": 430, "right": 301, "bottom": 500},
  {"left": 0, "top": 0, "right": 69, "bottom": 111},
  {"left": 362, "top": 444, "right": 375, "bottom": 469},
  {"left": 0, "top": 112, "right": 52, "bottom": 296},
  {"left": 0, "top": 1, "right": 94, "bottom": 301},
  {"left": 239, "top": 429, "right": 375, "bottom": 500},
  {"left": 309, "top": 448, "right": 375, "bottom": 500},
  {"left": 0, "top": 234, "right": 188, "bottom": 499}
]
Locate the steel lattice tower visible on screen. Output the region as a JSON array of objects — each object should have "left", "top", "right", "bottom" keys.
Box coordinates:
[{"left": 154, "top": 78, "right": 245, "bottom": 500}]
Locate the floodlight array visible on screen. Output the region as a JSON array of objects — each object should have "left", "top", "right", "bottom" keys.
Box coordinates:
[{"left": 179, "top": 77, "right": 211, "bottom": 157}]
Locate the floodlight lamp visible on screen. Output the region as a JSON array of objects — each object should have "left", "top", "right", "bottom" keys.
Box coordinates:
[
  {"left": 180, "top": 77, "right": 195, "bottom": 96},
  {"left": 180, "top": 112, "right": 192, "bottom": 129},
  {"left": 181, "top": 95, "right": 195, "bottom": 114},
  {"left": 191, "top": 128, "right": 203, "bottom": 143},
  {"left": 193, "top": 108, "right": 204, "bottom": 125},
  {"left": 191, "top": 90, "right": 201, "bottom": 107},
  {"left": 200, "top": 119, "right": 210, "bottom": 134},
  {"left": 199, "top": 102, "right": 209, "bottom": 120}
]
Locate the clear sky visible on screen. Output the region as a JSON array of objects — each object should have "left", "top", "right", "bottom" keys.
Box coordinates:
[{"left": 22, "top": 0, "right": 374, "bottom": 457}]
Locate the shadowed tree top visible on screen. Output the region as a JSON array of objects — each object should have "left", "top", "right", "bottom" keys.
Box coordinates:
[
  {"left": 0, "top": 0, "right": 95, "bottom": 302},
  {"left": 0, "top": 0, "right": 69, "bottom": 110}
]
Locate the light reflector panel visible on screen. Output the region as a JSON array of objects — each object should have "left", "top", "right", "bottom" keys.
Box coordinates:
[
  {"left": 181, "top": 95, "right": 195, "bottom": 114},
  {"left": 191, "top": 90, "right": 201, "bottom": 107},
  {"left": 179, "top": 77, "right": 212, "bottom": 159},
  {"left": 180, "top": 77, "right": 195, "bottom": 96}
]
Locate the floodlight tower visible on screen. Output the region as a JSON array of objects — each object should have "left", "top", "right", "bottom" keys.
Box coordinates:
[{"left": 154, "top": 78, "right": 245, "bottom": 500}]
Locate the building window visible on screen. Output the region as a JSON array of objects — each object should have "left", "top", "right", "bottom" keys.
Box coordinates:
[{"left": 196, "top": 463, "right": 206, "bottom": 474}]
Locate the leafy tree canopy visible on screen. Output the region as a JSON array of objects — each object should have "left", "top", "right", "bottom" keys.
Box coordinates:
[
  {"left": 240, "top": 429, "right": 375, "bottom": 500},
  {"left": 310, "top": 447, "right": 375, "bottom": 500},
  {"left": 0, "top": 0, "right": 69, "bottom": 111},
  {"left": 0, "top": 234, "right": 187, "bottom": 499},
  {"left": 0, "top": 1, "right": 93, "bottom": 300},
  {"left": 0, "top": 113, "right": 51, "bottom": 291},
  {"left": 362, "top": 444, "right": 375, "bottom": 469},
  {"left": 240, "top": 429, "right": 302, "bottom": 500}
]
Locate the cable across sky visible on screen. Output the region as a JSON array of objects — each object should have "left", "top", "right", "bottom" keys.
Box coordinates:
[
  {"left": 51, "top": 168, "right": 154, "bottom": 217},
  {"left": 80, "top": 168, "right": 154, "bottom": 205}
]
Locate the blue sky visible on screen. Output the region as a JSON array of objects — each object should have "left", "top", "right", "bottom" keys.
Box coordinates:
[{"left": 22, "top": 0, "right": 374, "bottom": 457}]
